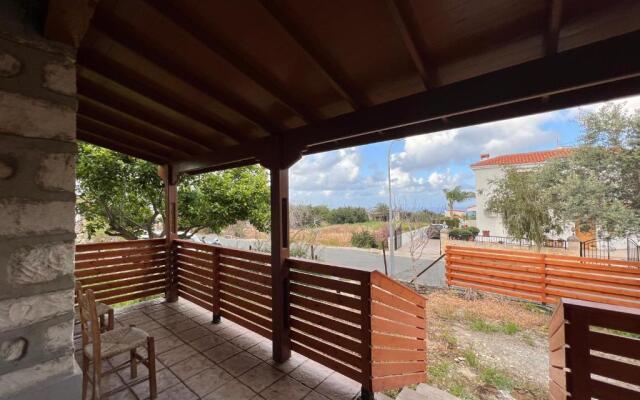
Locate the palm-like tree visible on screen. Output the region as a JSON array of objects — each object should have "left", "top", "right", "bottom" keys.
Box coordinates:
[{"left": 443, "top": 186, "right": 475, "bottom": 212}]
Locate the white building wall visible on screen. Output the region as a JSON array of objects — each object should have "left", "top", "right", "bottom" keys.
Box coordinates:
[{"left": 473, "top": 166, "right": 508, "bottom": 236}]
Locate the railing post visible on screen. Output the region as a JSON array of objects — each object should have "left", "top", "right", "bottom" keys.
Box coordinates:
[
  {"left": 161, "top": 164, "right": 179, "bottom": 303},
  {"left": 212, "top": 247, "right": 221, "bottom": 324},
  {"left": 165, "top": 240, "right": 178, "bottom": 303},
  {"left": 540, "top": 253, "right": 547, "bottom": 304},
  {"left": 564, "top": 304, "right": 590, "bottom": 400},
  {"left": 360, "top": 273, "right": 373, "bottom": 400}
]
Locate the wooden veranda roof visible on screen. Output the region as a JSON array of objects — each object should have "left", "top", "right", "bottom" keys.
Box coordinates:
[{"left": 46, "top": 0, "right": 640, "bottom": 176}]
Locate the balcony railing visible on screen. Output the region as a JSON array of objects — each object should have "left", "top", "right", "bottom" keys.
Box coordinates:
[{"left": 75, "top": 239, "right": 428, "bottom": 394}]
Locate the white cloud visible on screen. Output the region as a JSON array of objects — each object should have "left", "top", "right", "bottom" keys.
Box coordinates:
[
  {"left": 290, "top": 147, "right": 360, "bottom": 192},
  {"left": 427, "top": 170, "right": 462, "bottom": 189}
]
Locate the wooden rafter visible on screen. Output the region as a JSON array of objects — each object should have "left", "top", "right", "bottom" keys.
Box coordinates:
[
  {"left": 146, "top": 0, "right": 319, "bottom": 123},
  {"left": 90, "top": 14, "right": 279, "bottom": 134},
  {"left": 78, "top": 130, "right": 168, "bottom": 164},
  {"left": 545, "top": 0, "right": 564, "bottom": 56},
  {"left": 78, "top": 50, "right": 249, "bottom": 144},
  {"left": 77, "top": 76, "right": 224, "bottom": 151},
  {"left": 385, "top": 0, "right": 438, "bottom": 89},
  {"left": 44, "top": 0, "right": 98, "bottom": 47},
  {"left": 258, "top": 0, "right": 368, "bottom": 109}
]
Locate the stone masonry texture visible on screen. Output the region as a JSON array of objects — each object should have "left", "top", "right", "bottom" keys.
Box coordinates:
[{"left": 0, "top": 2, "right": 81, "bottom": 398}]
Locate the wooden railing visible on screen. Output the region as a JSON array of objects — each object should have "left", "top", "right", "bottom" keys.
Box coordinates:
[
  {"left": 446, "top": 245, "right": 640, "bottom": 308},
  {"left": 549, "top": 298, "right": 640, "bottom": 400},
  {"left": 75, "top": 239, "right": 168, "bottom": 304},
  {"left": 74, "top": 239, "right": 427, "bottom": 393}
]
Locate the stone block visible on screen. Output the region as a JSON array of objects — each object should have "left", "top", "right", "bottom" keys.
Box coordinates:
[
  {"left": 42, "top": 61, "right": 75, "bottom": 96},
  {"left": 0, "top": 51, "right": 20, "bottom": 77},
  {"left": 0, "top": 199, "right": 74, "bottom": 237},
  {"left": 0, "top": 289, "right": 73, "bottom": 333},
  {"left": 0, "top": 352, "right": 76, "bottom": 399},
  {"left": 9, "top": 242, "right": 74, "bottom": 285},
  {"left": 36, "top": 153, "right": 75, "bottom": 192},
  {"left": 44, "top": 319, "right": 74, "bottom": 353},
  {"left": 0, "top": 91, "right": 75, "bottom": 141}
]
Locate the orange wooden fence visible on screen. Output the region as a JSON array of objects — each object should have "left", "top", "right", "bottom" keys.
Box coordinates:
[
  {"left": 75, "top": 239, "right": 168, "bottom": 304},
  {"left": 549, "top": 298, "right": 640, "bottom": 400},
  {"left": 446, "top": 245, "right": 640, "bottom": 308},
  {"left": 74, "top": 239, "right": 428, "bottom": 393}
]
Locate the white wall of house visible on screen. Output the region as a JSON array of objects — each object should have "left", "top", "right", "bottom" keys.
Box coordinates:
[{"left": 473, "top": 165, "right": 508, "bottom": 236}]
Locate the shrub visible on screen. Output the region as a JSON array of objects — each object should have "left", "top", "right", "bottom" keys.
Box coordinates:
[
  {"left": 480, "top": 366, "right": 514, "bottom": 390},
  {"left": 467, "top": 226, "right": 480, "bottom": 236},
  {"left": 350, "top": 230, "right": 378, "bottom": 248},
  {"left": 444, "top": 217, "right": 460, "bottom": 228},
  {"left": 448, "top": 228, "right": 475, "bottom": 240},
  {"left": 328, "top": 206, "right": 369, "bottom": 224}
]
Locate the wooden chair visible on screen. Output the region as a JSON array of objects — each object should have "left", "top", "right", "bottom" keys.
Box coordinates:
[
  {"left": 75, "top": 281, "right": 114, "bottom": 333},
  {"left": 77, "top": 288, "right": 157, "bottom": 400}
]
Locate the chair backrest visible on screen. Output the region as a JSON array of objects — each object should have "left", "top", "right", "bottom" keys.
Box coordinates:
[{"left": 76, "top": 282, "right": 102, "bottom": 361}]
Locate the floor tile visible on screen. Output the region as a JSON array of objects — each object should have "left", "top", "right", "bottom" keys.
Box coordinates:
[
  {"left": 231, "top": 332, "right": 265, "bottom": 349},
  {"left": 303, "top": 391, "right": 330, "bottom": 400},
  {"left": 148, "top": 327, "right": 173, "bottom": 340},
  {"left": 315, "top": 373, "right": 360, "bottom": 400},
  {"left": 289, "top": 360, "right": 334, "bottom": 389},
  {"left": 220, "top": 352, "right": 262, "bottom": 376},
  {"left": 132, "top": 368, "right": 180, "bottom": 400},
  {"left": 157, "top": 344, "right": 197, "bottom": 366},
  {"left": 190, "top": 333, "right": 226, "bottom": 352},
  {"left": 179, "top": 326, "right": 210, "bottom": 342},
  {"left": 260, "top": 376, "right": 311, "bottom": 400},
  {"left": 155, "top": 335, "right": 184, "bottom": 354},
  {"left": 268, "top": 351, "right": 306, "bottom": 373},
  {"left": 170, "top": 353, "right": 215, "bottom": 381},
  {"left": 217, "top": 324, "right": 249, "bottom": 340},
  {"left": 203, "top": 379, "right": 257, "bottom": 400},
  {"left": 156, "top": 382, "right": 198, "bottom": 400},
  {"left": 184, "top": 366, "right": 234, "bottom": 397},
  {"left": 238, "top": 363, "right": 285, "bottom": 392},
  {"left": 204, "top": 342, "right": 242, "bottom": 363},
  {"left": 247, "top": 341, "right": 272, "bottom": 361},
  {"left": 165, "top": 319, "right": 198, "bottom": 333}
]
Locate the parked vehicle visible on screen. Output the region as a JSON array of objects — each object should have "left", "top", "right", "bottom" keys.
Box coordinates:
[{"left": 427, "top": 224, "right": 446, "bottom": 239}]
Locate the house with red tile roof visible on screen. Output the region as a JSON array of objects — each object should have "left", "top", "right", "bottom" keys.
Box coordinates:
[{"left": 470, "top": 149, "right": 572, "bottom": 237}]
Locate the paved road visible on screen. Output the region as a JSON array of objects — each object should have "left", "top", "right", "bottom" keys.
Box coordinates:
[{"left": 201, "top": 236, "right": 446, "bottom": 288}]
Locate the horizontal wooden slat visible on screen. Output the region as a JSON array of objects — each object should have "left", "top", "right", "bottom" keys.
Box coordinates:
[
  {"left": 76, "top": 252, "right": 166, "bottom": 269},
  {"left": 372, "top": 317, "right": 425, "bottom": 339},
  {"left": 549, "top": 346, "right": 566, "bottom": 368},
  {"left": 175, "top": 254, "right": 214, "bottom": 269},
  {"left": 372, "top": 361, "right": 425, "bottom": 377},
  {"left": 93, "top": 280, "right": 165, "bottom": 300},
  {"left": 291, "top": 294, "right": 361, "bottom": 324},
  {"left": 448, "top": 278, "right": 543, "bottom": 302},
  {"left": 219, "top": 265, "right": 270, "bottom": 285},
  {"left": 290, "top": 318, "right": 362, "bottom": 354},
  {"left": 78, "top": 265, "right": 166, "bottom": 286},
  {"left": 371, "top": 287, "right": 424, "bottom": 317},
  {"left": 290, "top": 330, "right": 362, "bottom": 368},
  {"left": 290, "top": 306, "right": 362, "bottom": 340},
  {"left": 589, "top": 331, "right": 640, "bottom": 360},
  {"left": 178, "top": 276, "right": 212, "bottom": 296},
  {"left": 371, "top": 302, "right": 425, "bottom": 329},
  {"left": 549, "top": 324, "right": 565, "bottom": 352},
  {"left": 221, "top": 300, "right": 271, "bottom": 330},
  {"left": 178, "top": 283, "right": 213, "bottom": 304},
  {"left": 372, "top": 348, "right": 426, "bottom": 362},
  {"left": 590, "top": 377, "right": 640, "bottom": 399},
  {"left": 371, "top": 372, "right": 426, "bottom": 392},
  {"left": 221, "top": 275, "right": 271, "bottom": 296},
  {"left": 219, "top": 282, "right": 271, "bottom": 307},
  {"left": 371, "top": 271, "right": 425, "bottom": 306},
  {"left": 589, "top": 354, "right": 640, "bottom": 386},
  {"left": 220, "top": 255, "right": 270, "bottom": 275},
  {"left": 220, "top": 291, "right": 271, "bottom": 319},
  {"left": 175, "top": 247, "right": 213, "bottom": 262},
  {"left": 549, "top": 366, "right": 566, "bottom": 389},
  {"left": 290, "top": 282, "right": 361, "bottom": 310},
  {"left": 448, "top": 255, "right": 545, "bottom": 273},
  {"left": 179, "top": 290, "right": 213, "bottom": 311},
  {"left": 548, "top": 379, "right": 567, "bottom": 400},
  {"left": 101, "top": 287, "right": 165, "bottom": 305},
  {"left": 548, "top": 305, "right": 565, "bottom": 338},
  {"left": 291, "top": 341, "right": 363, "bottom": 383},
  {"left": 372, "top": 333, "right": 425, "bottom": 351},
  {"left": 75, "top": 245, "right": 165, "bottom": 261},
  {"left": 175, "top": 261, "right": 213, "bottom": 279},
  {"left": 76, "top": 239, "right": 165, "bottom": 252},
  {"left": 84, "top": 273, "right": 167, "bottom": 293},
  {"left": 218, "top": 246, "right": 270, "bottom": 263},
  {"left": 220, "top": 309, "right": 271, "bottom": 339},
  {"left": 290, "top": 271, "right": 361, "bottom": 295},
  {"left": 448, "top": 263, "right": 544, "bottom": 283},
  {"left": 75, "top": 259, "right": 166, "bottom": 278},
  {"left": 178, "top": 268, "right": 214, "bottom": 287},
  {"left": 289, "top": 258, "right": 368, "bottom": 282}
]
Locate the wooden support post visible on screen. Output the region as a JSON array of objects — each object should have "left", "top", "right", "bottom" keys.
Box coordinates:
[
  {"left": 161, "top": 165, "right": 179, "bottom": 303},
  {"left": 360, "top": 273, "right": 373, "bottom": 400},
  {"left": 270, "top": 167, "right": 291, "bottom": 363},
  {"left": 564, "top": 305, "right": 590, "bottom": 400},
  {"left": 212, "top": 247, "right": 221, "bottom": 324}
]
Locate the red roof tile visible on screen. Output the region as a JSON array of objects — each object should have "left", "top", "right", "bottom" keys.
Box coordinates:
[{"left": 470, "top": 148, "right": 572, "bottom": 168}]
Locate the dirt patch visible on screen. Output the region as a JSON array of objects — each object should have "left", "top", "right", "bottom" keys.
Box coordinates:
[{"left": 422, "top": 289, "right": 552, "bottom": 400}]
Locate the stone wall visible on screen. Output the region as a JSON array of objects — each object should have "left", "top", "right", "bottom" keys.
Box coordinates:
[{"left": 0, "top": 2, "right": 81, "bottom": 399}]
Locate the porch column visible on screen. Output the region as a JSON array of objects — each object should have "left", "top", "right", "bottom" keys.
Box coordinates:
[
  {"left": 161, "top": 165, "right": 179, "bottom": 303},
  {"left": 270, "top": 167, "right": 291, "bottom": 362}
]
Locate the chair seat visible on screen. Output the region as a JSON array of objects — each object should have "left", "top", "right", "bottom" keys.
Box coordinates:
[{"left": 84, "top": 326, "right": 148, "bottom": 359}]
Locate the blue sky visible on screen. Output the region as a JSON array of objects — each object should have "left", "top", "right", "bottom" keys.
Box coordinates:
[{"left": 289, "top": 95, "right": 640, "bottom": 211}]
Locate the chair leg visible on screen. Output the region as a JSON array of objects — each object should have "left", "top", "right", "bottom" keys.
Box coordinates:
[
  {"left": 82, "top": 355, "right": 88, "bottom": 400},
  {"left": 130, "top": 349, "right": 137, "bottom": 379},
  {"left": 99, "top": 315, "right": 106, "bottom": 333},
  {"left": 94, "top": 357, "right": 102, "bottom": 400},
  {"left": 107, "top": 310, "right": 115, "bottom": 331},
  {"left": 147, "top": 337, "right": 157, "bottom": 399}
]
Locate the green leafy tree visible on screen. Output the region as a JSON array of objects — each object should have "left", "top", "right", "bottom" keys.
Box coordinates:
[
  {"left": 327, "top": 206, "right": 369, "bottom": 224},
  {"left": 442, "top": 186, "right": 475, "bottom": 212},
  {"left": 76, "top": 143, "right": 270, "bottom": 240}
]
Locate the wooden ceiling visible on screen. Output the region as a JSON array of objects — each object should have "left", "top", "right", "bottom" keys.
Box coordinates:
[{"left": 45, "top": 0, "right": 640, "bottom": 174}]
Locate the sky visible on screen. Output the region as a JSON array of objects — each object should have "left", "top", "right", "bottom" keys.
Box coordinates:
[{"left": 289, "top": 94, "right": 640, "bottom": 212}]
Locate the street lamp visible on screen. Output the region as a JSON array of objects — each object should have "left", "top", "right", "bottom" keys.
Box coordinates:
[{"left": 387, "top": 139, "right": 399, "bottom": 276}]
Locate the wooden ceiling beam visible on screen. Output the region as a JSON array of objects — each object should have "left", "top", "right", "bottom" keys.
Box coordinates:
[
  {"left": 286, "top": 30, "right": 640, "bottom": 148},
  {"left": 90, "top": 14, "right": 279, "bottom": 134},
  {"left": 258, "top": 0, "right": 368, "bottom": 109},
  {"left": 78, "top": 107, "right": 201, "bottom": 159},
  {"left": 77, "top": 75, "right": 223, "bottom": 151},
  {"left": 78, "top": 50, "right": 250, "bottom": 144},
  {"left": 146, "top": 0, "right": 318, "bottom": 123},
  {"left": 545, "top": 0, "right": 563, "bottom": 56},
  {"left": 44, "top": 0, "right": 98, "bottom": 47},
  {"left": 385, "top": 0, "right": 438, "bottom": 89},
  {"left": 78, "top": 130, "right": 169, "bottom": 164}
]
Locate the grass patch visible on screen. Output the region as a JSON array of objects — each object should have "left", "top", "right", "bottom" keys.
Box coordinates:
[
  {"left": 480, "top": 366, "right": 514, "bottom": 390},
  {"left": 462, "top": 347, "right": 479, "bottom": 369},
  {"left": 428, "top": 360, "right": 453, "bottom": 381},
  {"left": 470, "top": 317, "right": 520, "bottom": 335},
  {"left": 441, "top": 330, "right": 458, "bottom": 349}
]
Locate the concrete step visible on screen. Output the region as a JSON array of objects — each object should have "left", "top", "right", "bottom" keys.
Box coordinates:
[
  {"left": 415, "top": 383, "right": 459, "bottom": 400},
  {"left": 397, "top": 388, "right": 427, "bottom": 400},
  {"left": 374, "top": 393, "right": 394, "bottom": 400}
]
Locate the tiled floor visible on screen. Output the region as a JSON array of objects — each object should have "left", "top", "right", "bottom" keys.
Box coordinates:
[{"left": 75, "top": 298, "right": 363, "bottom": 400}]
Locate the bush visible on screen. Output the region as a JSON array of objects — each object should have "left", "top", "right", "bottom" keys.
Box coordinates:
[
  {"left": 448, "top": 228, "right": 476, "bottom": 240},
  {"left": 328, "top": 206, "right": 369, "bottom": 224},
  {"left": 467, "top": 226, "right": 480, "bottom": 236},
  {"left": 351, "top": 230, "right": 378, "bottom": 248},
  {"left": 444, "top": 217, "right": 460, "bottom": 228}
]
